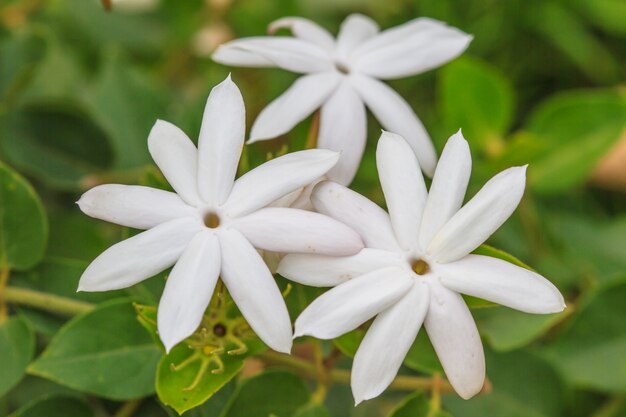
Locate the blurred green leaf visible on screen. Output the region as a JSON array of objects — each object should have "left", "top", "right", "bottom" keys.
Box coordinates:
[
  {"left": 571, "top": 0, "right": 626, "bottom": 36},
  {"left": 8, "top": 395, "right": 91, "bottom": 417},
  {"left": 333, "top": 327, "right": 364, "bottom": 358},
  {"left": 0, "top": 162, "right": 47, "bottom": 270},
  {"left": 0, "top": 317, "right": 35, "bottom": 397},
  {"left": 542, "top": 279, "right": 626, "bottom": 392},
  {"left": 28, "top": 300, "right": 160, "bottom": 399},
  {"left": 388, "top": 392, "right": 452, "bottom": 417},
  {"left": 293, "top": 404, "right": 331, "bottom": 417},
  {"left": 525, "top": 88, "right": 626, "bottom": 193},
  {"left": 221, "top": 371, "right": 310, "bottom": 417},
  {"left": 185, "top": 380, "right": 237, "bottom": 417},
  {"left": 404, "top": 331, "right": 444, "bottom": 375},
  {"left": 0, "top": 31, "right": 45, "bottom": 105}
]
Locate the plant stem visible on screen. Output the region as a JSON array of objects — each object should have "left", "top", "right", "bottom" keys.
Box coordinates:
[
  {"left": 0, "top": 266, "right": 10, "bottom": 323},
  {"left": 113, "top": 399, "right": 143, "bottom": 417},
  {"left": 305, "top": 110, "right": 321, "bottom": 149},
  {"left": 3, "top": 286, "right": 94, "bottom": 317}
]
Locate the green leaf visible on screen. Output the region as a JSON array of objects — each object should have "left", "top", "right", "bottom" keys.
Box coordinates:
[
  {"left": 571, "top": 0, "right": 626, "bottom": 36},
  {"left": 332, "top": 328, "right": 364, "bottom": 358},
  {"left": 9, "top": 395, "right": 92, "bottom": 417},
  {"left": 0, "top": 31, "right": 45, "bottom": 104},
  {"left": 473, "top": 244, "right": 532, "bottom": 270},
  {"left": 184, "top": 381, "right": 237, "bottom": 417},
  {"left": 404, "top": 331, "right": 444, "bottom": 375},
  {"left": 0, "top": 317, "right": 35, "bottom": 397},
  {"left": 293, "top": 404, "right": 331, "bottom": 417},
  {"left": 439, "top": 56, "right": 514, "bottom": 154},
  {"left": 28, "top": 300, "right": 161, "bottom": 400},
  {"left": 541, "top": 279, "right": 626, "bottom": 392},
  {"left": 221, "top": 371, "right": 310, "bottom": 417},
  {"left": 525, "top": 88, "right": 626, "bottom": 193},
  {"left": 388, "top": 392, "right": 452, "bottom": 417},
  {"left": 0, "top": 162, "right": 48, "bottom": 270}
]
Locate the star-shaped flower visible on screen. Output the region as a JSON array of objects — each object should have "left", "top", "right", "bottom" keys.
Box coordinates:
[
  {"left": 212, "top": 15, "right": 472, "bottom": 185},
  {"left": 278, "top": 131, "right": 565, "bottom": 403},
  {"left": 76, "top": 76, "right": 364, "bottom": 354}
]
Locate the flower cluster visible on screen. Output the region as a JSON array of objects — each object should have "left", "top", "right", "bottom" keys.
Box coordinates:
[{"left": 77, "top": 14, "right": 565, "bottom": 405}]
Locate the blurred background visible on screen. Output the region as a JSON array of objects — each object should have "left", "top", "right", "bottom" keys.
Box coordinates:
[{"left": 0, "top": 0, "right": 625, "bottom": 416}]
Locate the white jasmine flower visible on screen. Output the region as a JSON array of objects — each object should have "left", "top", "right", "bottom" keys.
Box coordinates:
[
  {"left": 212, "top": 15, "right": 472, "bottom": 185},
  {"left": 76, "top": 76, "right": 364, "bottom": 354},
  {"left": 278, "top": 131, "right": 565, "bottom": 403}
]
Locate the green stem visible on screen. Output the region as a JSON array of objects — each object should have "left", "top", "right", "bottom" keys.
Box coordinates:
[
  {"left": 113, "top": 399, "right": 142, "bottom": 417},
  {"left": 3, "top": 287, "right": 94, "bottom": 317},
  {"left": 0, "top": 266, "right": 10, "bottom": 323}
]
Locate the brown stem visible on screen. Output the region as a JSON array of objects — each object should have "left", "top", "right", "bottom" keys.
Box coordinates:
[{"left": 305, "top": 110, "right": 321, "bottom": 149}]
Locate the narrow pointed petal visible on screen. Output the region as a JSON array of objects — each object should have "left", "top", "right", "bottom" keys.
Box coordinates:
[
  {"left": 219, "top": 229, "right": 293, "bottom": 353},
  {"left": 294, "top": 267, "right": 412, "bottom": 339},
  {"left": 224, "top": 149, "right": 339, "bottom": 217},
  {"left": 437, "top": 255, "right": 565, "bottom": 314},
  {"left": 147, "top": 120, "right": 201, "bottom": 206},
  {"left": 424, "top": 282, "right": 485, "bottom": 399},
  {"left": 197, "top": 75, "right": 245, "bottom": 205},
  {"left": 212, "top": 37, "right": 333, "bottom": 73},
  {"left": 419, "top": 131, "right": 471, "bottom": 249},
  {"left": 352, "top": 281, "right": 429, "bottom": 404},
  {"left": 335, "top": 14, "right": 379, "bottom": 63},
  {"left": 312, "top": 181, "right": 400, "bottom": 251},
  {"left": 157, "top": 231, "right": 220, "bottom": 352},
  {"left": 350, "top": 74, "right": 437, "bottom": 176},
  {"left": 318, "top": 81, "right": 367, "bottom": 185},
  {"left": 352, "top": 18, "right": 472, "bottom": 79},
  {"left": 377, "top": 131, "right": 428, "bottom": 250},
  {"left": 277, "top": 248, "right": 402, "bottom": 287},
  {"left": 77, "top": 184, "right": 196, "bottom": 230},
  {"left": 232, "top": 207, "right": 363, "bottom": 256},
  {"left": 428, "top": 166, "right": 527, "bottom": 263},
  {"left": 78, "top": 218, "right": 202, "bottom": 292},
  {"left": 249, "top": 72, "right": 340, "bottom": 143},
  {"left": 268, "top": 17, "right": 335, "bottom": 50}
]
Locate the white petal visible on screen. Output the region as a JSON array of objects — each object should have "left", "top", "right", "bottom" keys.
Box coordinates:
[
  {"left": 212, "top": 37, "right": 333, "bottom": 73},
  {"left": 219, "top": 228, "right": 293, "bottom": 353},
  {"left": 437, "top": 254, "right": 565, "bottom": 314},
  {"left": 77, "top": 184, "right": 196, "bottom": 230},
  {"left": 424, "top": 282, "right": 485, "bottom": 399},
  {"left": 419, "top": 130, "right": 471, "bottom": 249},
  {"left": 312, "top": 181, "right": 400, "bottom": 251},
  {"left": 147, "top": 120, "right": 201, "bottom": 206},
  {"left": 277, "top": 248, "right": 402, "bottom": 287},
  {"left": 335, "top": 14, "right": 379, "bottom": 64},
  {"left": 318, "top": 81, "right": 367, "bottom": 185},
  {"left": 352, "top": 281, "right": 429, "bottom": 404},
  {"left": 376, "top": 131, "right": 428, "bottom": 250},
  {"left": 232, "top": 207, "right": 363, "bottom": 256},
  {"left": 352, "top": 17, "right": 472, "bottom": 79},
  {"left": 224, "top": 149, "right": 339, "bottom": 217},
  {"left": 428, "top": 166, "right": 527, "bottom": 263},
  {"left": 157, "top": 231, "right": 220, "bottom": 352},
  {"left": 78, "top": 218, "right": 202, "bottom": 292},
  {"left": 249, "top": 72, "right": 341, "bottom": 143},
  {"left": 294, "top": 267, "right": 412, "bottom": 339},
  {"left": 268, "top": 17, "right": 335, "bottom": 51},
  {"left": 350, "top": 74, "right": 437, "bottom": 176},
  {"left": 197, "top": 75, "right": 245, "bottom": 206}
]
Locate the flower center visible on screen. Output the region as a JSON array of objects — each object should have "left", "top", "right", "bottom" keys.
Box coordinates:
[
  {"left": 411, "top": 259, "right": 430, "bottom": 275},
  {"left": 335, "top": 62, "right": 350, "bottom": 74},
  {"left": 204, "top": 212, "right": 220, "bottom": 229}
]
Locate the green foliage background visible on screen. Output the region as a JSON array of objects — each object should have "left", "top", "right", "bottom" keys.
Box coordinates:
[{"left": 0, "top": 0, "right": 625, "bottom": 416}]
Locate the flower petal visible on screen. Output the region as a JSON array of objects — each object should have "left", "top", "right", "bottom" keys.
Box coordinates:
[
  {"left": 147, "top": 120, "right": 201, "bottom": 206},
  {"left": 437, "top": 254, "right": 565, "bottom": 314},
  {"left": 335, "top": 14, "right": 379, "bottom": 64},
  {"left": 78, "top": 217, "right": 202, "bottom": 292},
  {"left": 350, "top": 74, "right": 437, "bottom": 176},
  {"left": 268, "top": 17, "right": 335, "bottom": 51},
  {"left": 232, "top": 207, "right": 363, "bottom": 256},
  {"left": 157, "top": 231, "right": 220, "bottom": 352},
  {"left": 249, "top": 72, "right": 341, "bottom": 143},
  {"left": 277, "top": 248, "right": 401, "bottom": 287},
  {"left": 424, "top": 282, "right": 485, "bottom": 399},
  {"left": 376, "top": 131, "right": 428, "bottom": 250},
  {"left": 294, "top": 267, "right": 412, "bottom": 339},
  {"left": 352, "top": 17, "right": 472, "bottom": 79},
  {"left": 219, "top": 228, "right": 293, "bottom": 353},
  {"left": 77, "top": 184, "right": 196, "bottom": 230},
  {"left": 224, "top": 149, "right": 339, "bottom": 217},
  {"left": 318, "top": 81, "right": 367, "bottom": 185},
  {"left": 197, "top": 75, "right": 245, "bottom": 206},
  {"left": 418, "top": 130, "right": 471, "bottom": 249},
  {"left": 428, "top": 166, "right": 527, "bottom": 263},
  {"left": 212, "top": 37, "right": 333, "bottom": 73},
  {"left": 312, "top": 181, "right": 400, "bottom": 251},
  {"left": 352, "top": 281, "right": 429, "bottom": 404}
]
